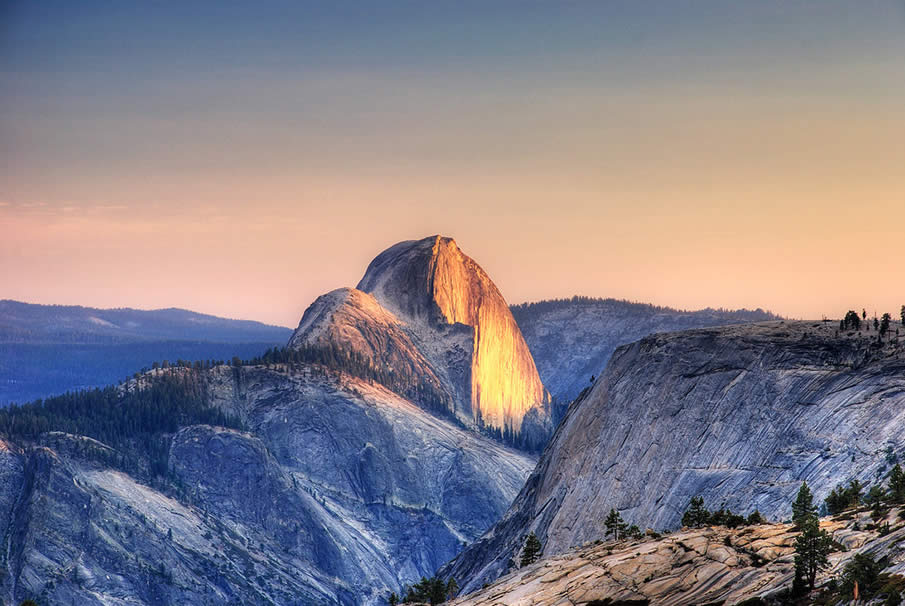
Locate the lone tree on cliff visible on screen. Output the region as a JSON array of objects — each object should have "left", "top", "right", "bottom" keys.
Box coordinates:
[
  {"left": 880, "top": 313, "right": 892, "bottom": 337},
  {"left": 843, "top": 310, "right": 862, "bottom": 331},
  {"left": 521, "top": 532, "right": 542, "bottom": 567}
]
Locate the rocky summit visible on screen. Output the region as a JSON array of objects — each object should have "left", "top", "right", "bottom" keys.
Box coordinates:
[
  {"left": 444, "top": 320, "right": 905, "bottom": 592},
  {"left": 292, "top": 236, "right": 552, "bottom": 449}
]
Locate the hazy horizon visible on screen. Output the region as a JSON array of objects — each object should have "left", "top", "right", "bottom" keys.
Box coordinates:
[{"left": 3, "top": 2, "right": 903, "bottom": 326}]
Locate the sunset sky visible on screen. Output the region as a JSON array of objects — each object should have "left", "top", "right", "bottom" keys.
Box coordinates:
[{"left": 2, "top": 1, "right": 903, "bottom": 327}]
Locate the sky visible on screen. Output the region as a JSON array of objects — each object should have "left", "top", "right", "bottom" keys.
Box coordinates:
[{"left": 2, "top": 1, "right": 903, "bottom": 327}]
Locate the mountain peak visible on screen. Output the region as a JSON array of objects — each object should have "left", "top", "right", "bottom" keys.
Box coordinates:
[{"left": 355, "top": 236, "right": 549, "bottom": 438}]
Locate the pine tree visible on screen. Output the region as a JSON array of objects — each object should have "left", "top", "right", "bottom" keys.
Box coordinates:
[
  {"left": 792, "top": 482, "right": 817, "bottom": 529},
  {"left": 681, "top": 496, "right": 711, "bottom": 528},
  {"left": 794, "top": 513, "right": 832, "bottom": 591},
  {"left": 866, "top": 484, "right": 885, "bottom": 519},
  {"left": 880, "top": 313, "right": 892, "bottom": 336},
  {"left": 889, "top": 464, "right": 905, "bottom": 503},
  {"left": 446, "top": 578, "right": 459, "bottom": 601},
  {"left": 388, "top": 593, "right": 398, "bottom": 606},
  {"left": 604, "top": 508, "right": 628, "bottom": 540},
  {"left": 520, "top": 532, "right": 542, "bottom": 567},
  {"left": 746, "top": 510, "right": 765, "bottom": 525}
]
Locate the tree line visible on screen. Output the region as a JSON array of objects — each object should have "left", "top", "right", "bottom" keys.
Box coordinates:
[{"left": 0, "top": 371, "right": 242, "bottom": 481}]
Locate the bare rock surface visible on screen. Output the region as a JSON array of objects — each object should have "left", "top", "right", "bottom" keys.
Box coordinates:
[
  {"left": 452, "top": 511, "right": 905, "bottom": 606},
  {"left": 0, "top": 365, "right": 536, "bottom": 605},
  {"left": 444, "top": 321, "right": 905, "bottom": 592}
]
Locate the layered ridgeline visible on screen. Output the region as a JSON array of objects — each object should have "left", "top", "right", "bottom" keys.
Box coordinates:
[
  {"left": 510, "top": 297, "right": 778, "bottom": 404},
  {"left": 0, "top": 300, "right": 291, "bottom": 403},
  {"left": 443, "top": 320, "right": 905, "bottom": 593},
  {"left": 0, "top": 235, "right": 545, "bottom": 605},
  {"left": 291, "top": 236, "right": 552, "bottom": 449}
]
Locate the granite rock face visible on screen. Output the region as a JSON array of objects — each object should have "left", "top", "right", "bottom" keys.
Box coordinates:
[
  {"left": 0, "top": 367, "right": 536, "bottom": 605},
  {"left": 510, "top": 298, "right": 779, "bottom": 403},
  {"left": 290, "top": 235, "right": 551, "bottom": 446},
  {"left": 0, "top": 234, "right": 553, "bottom": 605},
  {"left": 452, "top": 508, "right": 905, "bottom": 606},
  {"left": 445, "top": 321, "right": 905, "bottom": 592}
]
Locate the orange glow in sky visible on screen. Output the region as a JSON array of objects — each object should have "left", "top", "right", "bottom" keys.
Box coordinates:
[{"left": 2, "top": 2, "right": 903, "bottom": 326}]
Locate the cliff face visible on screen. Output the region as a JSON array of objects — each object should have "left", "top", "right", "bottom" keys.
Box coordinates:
[
  {"left": 356, "top": 236, "right": 548, "bottom": 436},
  {"left": 0, "top": 367, "right": 536, "bottom": 605},
  {"left": 510, "top": 297, "right": 779, "bottom": 403},
  {"left": 444, "top": 321, "right": 905, "bottom": 592}
]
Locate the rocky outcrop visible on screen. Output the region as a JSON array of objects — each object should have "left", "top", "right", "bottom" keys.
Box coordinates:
[
  {"left": 510, "top": 297, "right": 779, "bottom": 403},
  {"left": 290, "top": 235, "right": 551, "bottom": 446},
  {"left": 451, "top": 508, "right": 905, "bottom": 606},
  {"left": 445, "top": 321, "right": 905, "bottom": 592}
]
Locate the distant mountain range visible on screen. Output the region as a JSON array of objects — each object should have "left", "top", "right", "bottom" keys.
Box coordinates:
[
  {"left": 0, "top": 300, "right": 292, "bottom": 404},
  {"left": 0, "top": 300, "right": 291, "bottom": 344}
]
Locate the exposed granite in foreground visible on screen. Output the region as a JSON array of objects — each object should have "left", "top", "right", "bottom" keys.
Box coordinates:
[{"left": 452, "top": 508, "right": 905, "bottom": 606}]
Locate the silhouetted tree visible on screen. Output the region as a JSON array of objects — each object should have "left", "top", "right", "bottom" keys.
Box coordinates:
[
  {"left": 843, "top": 310, "right": 862, "bottom": 331},
  {"left": 880, "top": 313, "right": 892, "bottom": 336}
]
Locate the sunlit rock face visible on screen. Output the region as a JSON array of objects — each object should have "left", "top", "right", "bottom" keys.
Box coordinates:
[
  {"left": 288, "top": 288, "right": 454, "bottom": 411},
  {"left": 356, "top": 236, "right": 549, "bottom": 436},
  {"left": 443, "top": 321, "right": 905, "bottom": 592}
]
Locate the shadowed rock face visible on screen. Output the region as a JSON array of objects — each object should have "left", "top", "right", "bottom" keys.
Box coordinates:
[
  {"left": 443, "top": 321, "right": 905, "bottom": 592},
  {"left": 0, "top": 367, "right": 536, "bottom": 605},
  {"left": 356, "top": 236, "right": 549, "bottom": 436}
]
